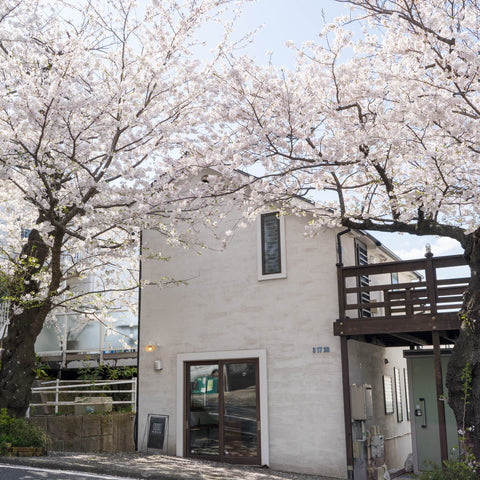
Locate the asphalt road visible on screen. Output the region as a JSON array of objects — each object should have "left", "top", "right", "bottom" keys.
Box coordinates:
[{"left": 0, "top": 463, "right": 139, "bottom": 480}]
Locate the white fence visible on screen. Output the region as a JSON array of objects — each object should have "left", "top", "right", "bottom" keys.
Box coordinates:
[{"left": 29, "top": 378, "right": 137, "bottom": 416}]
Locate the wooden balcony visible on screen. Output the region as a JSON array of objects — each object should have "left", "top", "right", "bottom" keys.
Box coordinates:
[{"left": 333, "top": 254, "right": 469, "bottom": 347}]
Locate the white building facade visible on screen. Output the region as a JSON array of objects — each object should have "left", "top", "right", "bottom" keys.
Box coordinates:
[{"left": 137, "top": 211, "right": 412, "bottom": 479}]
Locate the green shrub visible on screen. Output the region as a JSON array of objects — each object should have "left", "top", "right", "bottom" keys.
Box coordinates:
[
  {"left": 420, "top": 456, "right": 479, "bottom": 480},
  {"left": 0, "top": 409, "right": 50, "bottom": 453}
]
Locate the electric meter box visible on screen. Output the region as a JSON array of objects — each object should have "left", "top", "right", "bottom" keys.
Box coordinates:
[{"left": 350, "top": 384, "right": 373, "bottom": 420}]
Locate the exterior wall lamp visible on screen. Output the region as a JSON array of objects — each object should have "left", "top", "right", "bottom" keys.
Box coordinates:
[{"left": 144, "top": 342, "right": 157, "bottom": 352}]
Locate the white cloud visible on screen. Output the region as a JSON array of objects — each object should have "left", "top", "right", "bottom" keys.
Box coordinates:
[{"left": 372, "top": 232, "right": 463, "bottom": 260}]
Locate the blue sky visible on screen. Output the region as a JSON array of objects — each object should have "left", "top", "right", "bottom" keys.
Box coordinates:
[
  {"left": 229, "top": 0, "right": 464, "bottom": 260},
  {"left": 232, "top": 0, "right": 346, "bottom": 65}
]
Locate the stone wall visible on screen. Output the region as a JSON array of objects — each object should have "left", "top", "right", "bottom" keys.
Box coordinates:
[{"left": 30, "top": 413, "right": 135, "bottom": 453}]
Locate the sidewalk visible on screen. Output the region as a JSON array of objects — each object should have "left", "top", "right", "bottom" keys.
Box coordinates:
[{"left": 0, "top": 452, "right": 339, "bottom": 480}]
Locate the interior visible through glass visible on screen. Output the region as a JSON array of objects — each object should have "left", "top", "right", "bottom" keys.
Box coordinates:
[
  {"left": 223, "top": 362, "right": 258, "bottom": 457},
  {"left": 188, "top": 363, "right": 219, "bottom": 456},
  {"left": 187, "top": 360, "right": 259, "bottom": 460}
]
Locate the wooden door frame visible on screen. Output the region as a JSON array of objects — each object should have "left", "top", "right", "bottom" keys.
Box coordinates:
[
  {"left": 184, "top": 358, "right": 261, "bottom": 465},
  {"left": 176, "top": 350, "right": 269, "bottom": 466}
]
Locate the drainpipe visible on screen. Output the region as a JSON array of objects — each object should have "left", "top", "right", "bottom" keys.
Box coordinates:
[
  {"left": 336, "top": 228, "right": 354, "bottom": 480},
  {"left": 337, "top": 228, "right": 351, "bottom": 267},
  {"left": 134, "top": 230, "right": 143, "bottom": 451}
]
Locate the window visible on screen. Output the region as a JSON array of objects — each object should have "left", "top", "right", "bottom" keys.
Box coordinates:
[
  {"left": 21, "top": 228, "right": 32, "bottom": 239},
  {"left": 355, "top": 239, "right": 370, "bottom": 317},
  {"left": 257, "top": 213, "right": 286, "bottom": 280}
]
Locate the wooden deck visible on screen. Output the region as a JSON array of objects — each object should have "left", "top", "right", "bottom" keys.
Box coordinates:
[{"left": 334, "top": 254, "right": 469, "bottom": 347}]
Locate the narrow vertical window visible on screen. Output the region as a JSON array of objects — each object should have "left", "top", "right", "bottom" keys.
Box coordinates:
[
  {"left": 261, "top": 213, "right": 281, "bottom": 275},
  {"left": 257, "top": 212, "right": 286, "bottom": 280},
  {"left": 355, "top": 239, "right": 370, "bottom": 317}
]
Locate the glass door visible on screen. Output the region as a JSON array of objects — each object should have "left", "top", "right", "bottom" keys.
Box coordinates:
[
  {"left": 187, "top": 363, "right": 220, "bottom": 457},
  {"left": 185, "top": 359, "right": 260, "bottom": 464}
]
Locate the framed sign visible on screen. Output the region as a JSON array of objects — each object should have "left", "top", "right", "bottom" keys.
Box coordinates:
[
  {"left": 383, "top": 375, "right": 394, "bottom": 415},
  {"left": 394, "top": 367, "right": 403, "bottom": 422},
  {"left": 404, "top": 368, "right": 411, "bottom": 421},
  {"left": 144, "top": 414, "right": 168, "bottom": 452}
]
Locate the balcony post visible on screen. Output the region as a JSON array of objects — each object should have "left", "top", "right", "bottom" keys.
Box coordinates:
[
  {"left": 425, "top": 250, "right": 437, "bottom": 316},
  {"left": 432, "top": 331, "right": 449, "bottom": 464},
  {"left": 340, "top": 336, "right": 354, "bottom": 480},
  {"left": 426, "top": 250, "right": 448, "bottom": 464}
]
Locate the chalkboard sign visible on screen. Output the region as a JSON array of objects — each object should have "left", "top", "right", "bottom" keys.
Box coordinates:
[{"left": 146, "top": 414, "right": 168, "bottom": 451}]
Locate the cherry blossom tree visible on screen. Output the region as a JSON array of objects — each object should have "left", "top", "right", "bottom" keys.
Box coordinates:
[
  {"left": 210, "top": 0, "right": 480, "bottom": 458},
  {"left": 0, "top": 0, "right": 242, "bottom": 417}
]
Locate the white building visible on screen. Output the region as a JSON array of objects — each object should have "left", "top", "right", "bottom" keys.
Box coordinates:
[
  {"left": 137, "top": 206, "right": 419, "bottom": 479},
  {"left": 34, "top": 272, "right": 138, "bottom": 372}
]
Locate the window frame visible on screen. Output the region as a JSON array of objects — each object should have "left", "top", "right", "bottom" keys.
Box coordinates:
[
  {"left": 256, "top": 212, "right": 287, "bottom": 281},
  {"left": 175, "top": 349, "right": 269, "bottom": 466},
  {"left": 355, "top": 239, "right": 371, "bottom": 317}
]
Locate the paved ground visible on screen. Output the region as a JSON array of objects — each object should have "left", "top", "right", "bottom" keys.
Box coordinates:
[
  {"left": 0, "top": 452, "right": 419, "bottom": 480},
  {"left": 0, "top": 452, "right": 342, "bottom": 480},
  {"left": 0, "top": 463, "right": 136, "bottom": 480}
]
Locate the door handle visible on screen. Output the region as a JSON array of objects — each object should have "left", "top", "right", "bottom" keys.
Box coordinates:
[{"left": 420, "top": 397, "right": 427, "bottom": 428}]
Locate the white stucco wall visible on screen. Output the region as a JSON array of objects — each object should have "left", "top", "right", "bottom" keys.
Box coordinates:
[{"left": 138, "top": 215, "right": 411, "bottom": 479}]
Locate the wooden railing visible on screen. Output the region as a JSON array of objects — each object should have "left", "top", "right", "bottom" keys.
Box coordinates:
[{"left": 334, "top": 254, "right": 469, "bottom": 342}]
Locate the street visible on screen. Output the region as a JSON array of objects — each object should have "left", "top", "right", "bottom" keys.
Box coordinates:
[{"left": 0, "top": 464, "right": 139, "bottom": 480}]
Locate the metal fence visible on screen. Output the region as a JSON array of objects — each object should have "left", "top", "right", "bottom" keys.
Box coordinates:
[{"left": 29, "top": 378, "right": 137, "bottom": 416}]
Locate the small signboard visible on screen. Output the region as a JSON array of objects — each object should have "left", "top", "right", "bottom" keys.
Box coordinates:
[{"left": 145, "top": 414, "right": 168, "bottom": 452}]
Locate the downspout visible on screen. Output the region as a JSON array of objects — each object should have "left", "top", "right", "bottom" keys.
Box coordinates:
[
  {"left": 336, "top": 228, "right": 354, "bottom": 480},
  {"left": 337, "top": 228, "right": 351, "bottom": 266},
  {"left": 134, "top": 230, "right": 143, "bottom": 451}
]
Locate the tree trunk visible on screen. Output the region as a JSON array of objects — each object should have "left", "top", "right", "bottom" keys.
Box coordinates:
[
  {"left": 0, "top": 304, "right": 50, "bottom": 417},
  {"left": 0, "top": 229, "right": 53, "bottom": 418},
  {"left": 446, "top": 231, "right": 480, "bottom": 459}
]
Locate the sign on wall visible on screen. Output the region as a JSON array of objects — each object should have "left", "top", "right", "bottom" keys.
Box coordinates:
[{"left": 383, "top": 375, "right": 394, "bottom": 415}]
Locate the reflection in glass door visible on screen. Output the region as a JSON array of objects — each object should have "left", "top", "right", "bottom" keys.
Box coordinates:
[
  {"left": 187, "top": 363, "right": 220, "bottom": 456},
  {"left": 186, "top": 359, "right": 260, "bottom": 464}
]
